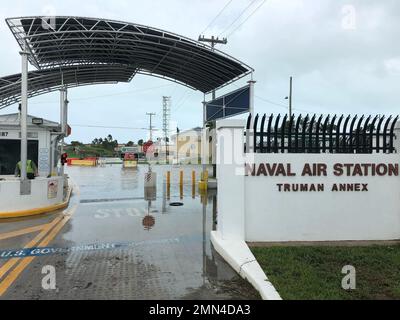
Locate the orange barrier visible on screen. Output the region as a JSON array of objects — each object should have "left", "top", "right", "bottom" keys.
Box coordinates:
[
  {"left": 70, "top": 159, "right": 97, "bottom": 167},
  {"left": 67, "top": 158, "right": 79, "bottom": 166}
]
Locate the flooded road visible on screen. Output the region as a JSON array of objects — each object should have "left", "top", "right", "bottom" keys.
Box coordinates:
[{"left": 0, "top": 165, "right": 260, "bottom": 300}]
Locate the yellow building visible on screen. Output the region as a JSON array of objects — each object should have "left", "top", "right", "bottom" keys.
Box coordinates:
[{"left": 171, "top": 127, "right": 203, "bottom": 164}]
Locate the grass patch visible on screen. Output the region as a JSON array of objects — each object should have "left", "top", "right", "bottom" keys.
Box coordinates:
[
  {"left": 252, "top": 245, "right": 400, "bottom": 300},
  {"left": 65, "top": 146, "right": 115, "bottom": 158}
]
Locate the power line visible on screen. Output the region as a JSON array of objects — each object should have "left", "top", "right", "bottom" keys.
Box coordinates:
[
  {"left": 226, "top": 0, "right": 267, "bottom": 38},
  {"left": 29, "top": 83, "right": 174, "bottom": 105},
  {"left": 255, "top": 94, "right": 315, "bottom": 114},
  {"left": 70, "top": 84, "right": 173, "bottom": 102},
  {"left": 255, "top": 95, "right": 287, "bottom": 110},
  {"left": 171, "top": 92, "right": 188, "bottom": 113},
  {"left": 200, "top": 0, "right": 234, "bottom": 35},
  {"left": 172, "top": 89, "right": 196, "bottom": 112},
  {"left": 174, "top": 91, "right": 195, "bottom": 112},
  {"left": 218, "top": 0, "right": 258, "bottom": 38},
  {"left": 230, "top": 81, "right": 314, "bottom": 113},
  {"left": 71, "top": 124, "right": 160, "bottom": 131},
  {"left": 229, "top": 81, "right": 286, "bottom": 110}
]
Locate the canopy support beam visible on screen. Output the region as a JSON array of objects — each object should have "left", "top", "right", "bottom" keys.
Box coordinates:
[{"left": 20, "top": 41, "right": 30, "bottom": 195}]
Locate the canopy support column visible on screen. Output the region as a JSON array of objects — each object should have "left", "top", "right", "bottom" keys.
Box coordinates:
[
  {"left": 248, "top": 74, "right": 256, "bottom": 154},
  {"left": 248, "top": 73, "right": 256, "bottom": 119},
  {"left": 64, "top": 89, "right": 69, "bottom": 136},
  {"left": 59, "top": 87, "right": 67, "bottom": 177},
  {"left": 202, "top": 97, "right": 207, "bottom": 177},
  {"left": 20, "top": 42, "right": 30, "bottom": 195}
]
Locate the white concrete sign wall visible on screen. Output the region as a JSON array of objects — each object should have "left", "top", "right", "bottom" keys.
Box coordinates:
[
  {"left": 245, "top": 154, "right": 400, "bottom": 242},
  {"left": 216, "top": 119, "right": 400, "bottom": 243}
]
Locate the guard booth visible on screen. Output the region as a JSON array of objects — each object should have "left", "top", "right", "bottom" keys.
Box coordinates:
[{"left": 0, "top": 113, "right": 67, "bottom": 217}]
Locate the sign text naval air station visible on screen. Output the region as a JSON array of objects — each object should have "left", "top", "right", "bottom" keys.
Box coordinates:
[{"left": 245, "top": 163, "right": 399, "bottom": 193}]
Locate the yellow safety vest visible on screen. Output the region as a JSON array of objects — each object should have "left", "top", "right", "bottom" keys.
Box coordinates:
[{"left": 17, "top": 160, "right": 35, "bottom": 174}]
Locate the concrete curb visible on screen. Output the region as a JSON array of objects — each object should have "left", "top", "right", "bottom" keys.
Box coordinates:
[
  {"left": 0, "top": 185, "right": 73, "bottom": 219},
  {"left": 211, "top": 231, "right": 282, "bottom": 301}
]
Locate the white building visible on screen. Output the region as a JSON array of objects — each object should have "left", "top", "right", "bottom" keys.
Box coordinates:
[
  {"left": 0, "top": 113, "right": 66, "bottom": 216},
  {"left": 170, "top": 127, "right": 204, "bottom": 164},
  {"left": 0, "top": 113, "right": 62, "bottom": 177}
]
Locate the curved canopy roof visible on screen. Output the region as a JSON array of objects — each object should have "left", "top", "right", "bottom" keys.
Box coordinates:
[
  {"left": 6, "top": 16, "right": 253, "bottom": 93},
  {"left": 0, "top": 64, "right": 136, "bottom": 109}
]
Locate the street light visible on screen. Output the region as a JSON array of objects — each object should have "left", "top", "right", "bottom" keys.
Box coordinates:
[{"left": 285, "top": 76, "right": 293, "bottom": 116}]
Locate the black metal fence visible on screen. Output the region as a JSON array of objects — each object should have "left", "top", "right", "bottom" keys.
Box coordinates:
[{"left": 246, "top": 114, "right": 399, "bottom": 154}]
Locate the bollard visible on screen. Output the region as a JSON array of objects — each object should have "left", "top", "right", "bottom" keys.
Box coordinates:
[
  {"left": 192, "top": 171, "right": 196, "bottom": 187},
  {"left": 180, "top": 171, "right": 184, "bottom": 200},
  {"left": 201, "top": 170, "right": 209, "bottom": 182},
  {"left": 199, "top": 189, "right": 208, "bottom": 205},
  {"left": 199, "top": 170, "right": 208, "bottom": 192},
  {"left": 166, "top": 171, "right": 171, "bottom": 200},
  {"left": 204, "top": 170, "right": 209, "bottom": 182},
  {"left": 167, "top": 171, "right": 171, "bottom": 187},
  {"left": 192, "top": 171, "right": 196, "bottom": 199}
]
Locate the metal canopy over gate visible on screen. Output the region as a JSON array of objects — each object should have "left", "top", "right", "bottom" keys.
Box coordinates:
[
  {"left": 1, "top": 15, "right": 253, "bottom": 184},
  {"left": 5, "top": 16, "right": 253, "bottom": 94},
  {"left": 0, "top": 64, "right": 136, "bottom": 109}
]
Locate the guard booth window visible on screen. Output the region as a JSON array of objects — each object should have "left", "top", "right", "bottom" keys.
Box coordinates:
[{"left": 0, "top": 140, "right": 39, "bottom": 175}]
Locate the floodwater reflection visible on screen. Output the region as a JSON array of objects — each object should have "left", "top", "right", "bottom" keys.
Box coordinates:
[{"left": 60, "top": 164, "right": 260, "bottom": 300}]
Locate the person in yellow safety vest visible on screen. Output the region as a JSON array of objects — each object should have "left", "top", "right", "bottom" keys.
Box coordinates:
[{"left": 15, "top": 160, "right": 38, "bottom": 180}]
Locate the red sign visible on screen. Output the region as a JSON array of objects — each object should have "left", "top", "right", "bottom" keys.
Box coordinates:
[
  {"left": 124, "top": 153, "right": 137, "bottom": 161},
  {"left": 143, "top": 141, "right": 154, "bottom": 154}
]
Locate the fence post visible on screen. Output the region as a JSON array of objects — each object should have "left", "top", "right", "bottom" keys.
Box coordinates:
[
  {"left": 395, "top": 123, "right": 400, "bottom": 153},
  {"left": 216, "top": 119, "right": 246, "bottom": 241}
]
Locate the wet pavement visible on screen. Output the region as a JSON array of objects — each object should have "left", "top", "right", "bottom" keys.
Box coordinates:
[{"left": 0, "top": 165, "right": 260, "bottom": 300}]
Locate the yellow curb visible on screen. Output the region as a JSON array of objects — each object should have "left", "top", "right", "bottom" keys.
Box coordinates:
[
  {"left": 0, "top": 187, "right": 73, "bottom": 219},
  {"left": 0, "top": 203, "right": 79, "bottom": 296}
]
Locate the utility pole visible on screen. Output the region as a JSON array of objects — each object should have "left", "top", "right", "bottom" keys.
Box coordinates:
[
  {"left": 176, "top": 127, "right": 180, "bottom": 165},
  {"left": 198, "top": 35, "right": 228, "bottom": 178},
  {"left": 198, "top": 35, "right": 228, "bottom": 49},
  {"left": 162, "top": 97, "right": 171, "bottom": 164},
  {"left": 146, "top": 113, "right": 156, "bottom": 142},
  {"left": 286, "top": 76, "right": 293, "bottom": 116},
  {"left": 198, "top": 35, "right": 228, "bottom": 100}
]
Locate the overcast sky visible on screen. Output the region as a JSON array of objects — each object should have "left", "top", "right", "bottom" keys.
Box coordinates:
[{"left": 0, "top": 0, "right": 399, "bottom": 143}]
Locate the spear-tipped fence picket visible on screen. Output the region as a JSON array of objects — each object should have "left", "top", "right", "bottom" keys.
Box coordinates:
[{"left": 245, "top": 114, "right": 399, "bottom": 154}]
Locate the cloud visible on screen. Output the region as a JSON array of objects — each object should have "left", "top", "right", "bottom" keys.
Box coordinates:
[{"left": 0, "top": 0, "right": 399, "bottom": 143}]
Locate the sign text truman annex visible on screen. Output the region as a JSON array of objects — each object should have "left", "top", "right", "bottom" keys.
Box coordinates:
[{"left": 245, "top": 163, "right": 399, "bottom": 193}]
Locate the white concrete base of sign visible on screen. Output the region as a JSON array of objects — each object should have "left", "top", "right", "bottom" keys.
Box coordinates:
[{"left": 211, "top": 231, "right": 282, "bottom": 301}]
